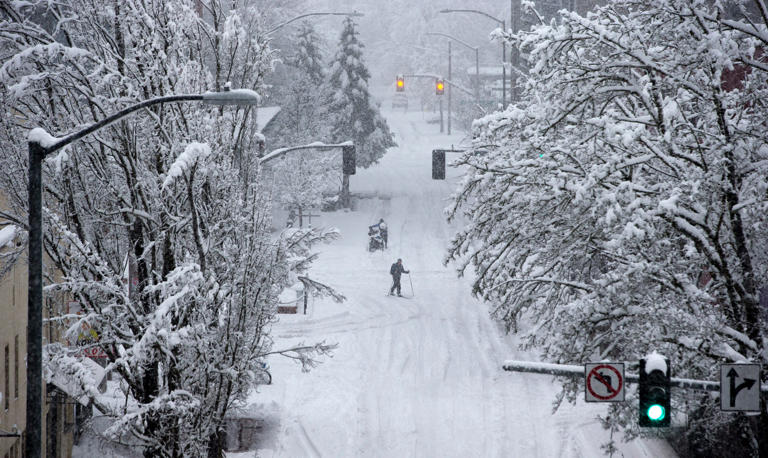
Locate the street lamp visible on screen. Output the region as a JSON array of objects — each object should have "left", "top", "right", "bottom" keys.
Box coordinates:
[
  {"left": 25, "top": 88, "right": 258, "bottom": 458},
  {"left": 266, "top": 11, "right": 364, "bottom": 35},
  {"left": 440, "top": 8, "right": 507, "bottom": 108},
  {"left": 425, "top": 32, "right": 480, "bottom": 101}
]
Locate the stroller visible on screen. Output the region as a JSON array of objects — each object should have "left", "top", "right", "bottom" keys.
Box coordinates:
[{"left": 368, "top": 226, "right": 385, "bottom": 252}]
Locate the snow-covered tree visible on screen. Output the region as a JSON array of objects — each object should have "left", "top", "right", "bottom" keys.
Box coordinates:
[
  {"left": 269, "top": 151, "right": 342, "bottom": 226},
  {"left": 447, "top": 0, "right": 767, "bottom": 454},
  {"left": 268, "top": 21, "right": 331, "bottom": 147},
  {"left": 327, "top": 17, "right": 396, "bottom": 204},
  {"left": 294, "top": 21, "right": 326, "bottom": 86},
  {"left": 0, "top": 1, "right": 338, "bottom": 456},
  {"left": 263, "top": 22, "right": 342, "bottom": 221}
]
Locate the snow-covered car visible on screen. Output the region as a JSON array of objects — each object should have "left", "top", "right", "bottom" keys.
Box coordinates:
[{"left": 391, "top": 93, "right": 408, "bottom": 110}]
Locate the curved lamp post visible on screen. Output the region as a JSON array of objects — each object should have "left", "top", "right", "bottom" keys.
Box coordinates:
[
  {"left": 439, "top": 8, "right": 506, "bottom": 108},
  {"left": 266, "top": 11, "right": 364, "bottom": 35},
  {"left": 25, "top": 88, "right": 258, "bottom": 458},
  {"left": 425, "top": 32, "right": 480, "bottom": 100}
]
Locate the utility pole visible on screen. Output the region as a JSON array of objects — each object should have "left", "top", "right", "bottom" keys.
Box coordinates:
[
  {"left": 511, "top": 0, "right": 520, "bottom": 102},
  {"left": 475, "top": 48, "right": 480, "bottom": 102},
  {"left": 439, "top": 97, "right": 444, "bottom": 133},
  {"left": 439, "top": 9, "right": 507, "bottom": 108},
  {"left": 447, "top": 40, "right": 452, "bottom": 135},
  {"left": 502, "top": 19, "right": 507, "bottom": 108}
]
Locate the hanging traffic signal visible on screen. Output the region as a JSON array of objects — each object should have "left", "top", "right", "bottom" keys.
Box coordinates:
[
  {"left": 342, "top": 145, "right": 356, "bottom": 175},
  {"left": 638, "top": 357, "right": 671, "bottom": 427},
  {"left": 396, "top": 75, "right": 405, "bottom": 92},
  {"left": 432, "top": 149, "right": 445, "bottom": 179},
  {"left": 435, "top": 78, "right": 445, "bottom": 95}
]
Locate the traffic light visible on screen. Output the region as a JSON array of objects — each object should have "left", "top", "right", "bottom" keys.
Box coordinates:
[
  {"left": 432, "top": 149, "right": 445, "bottom": 179},
  {"left": 638, "top": 357, "right": 671, "bottom": 427},
  {"left": 396, "top": 75, "right": 405, "bottom": 92},
  {"left": 435, "top": 78, "right": 445, "bottom": 95},
  {"left": 342, "top": 145, "right": 356, "bottom": 175}
]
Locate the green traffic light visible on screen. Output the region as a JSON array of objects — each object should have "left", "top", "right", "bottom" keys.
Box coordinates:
[{"left": 646, "top": 404, "right": 665, "bottom": 421}]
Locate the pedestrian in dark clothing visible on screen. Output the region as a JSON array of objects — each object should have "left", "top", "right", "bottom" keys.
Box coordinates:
[
  {"left": 389, "top": 258, "right": 409, "bottom": 296},
  {"left": 378, "top": 218, "right": 388, "bottom": 248},
  {"left": 370, "top": 218, "right": 388, "bottom": 249}
]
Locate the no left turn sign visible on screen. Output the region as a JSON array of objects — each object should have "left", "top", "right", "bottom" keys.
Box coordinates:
[{"left": 585, "top": 363, "right": 625, "bottom": 402}]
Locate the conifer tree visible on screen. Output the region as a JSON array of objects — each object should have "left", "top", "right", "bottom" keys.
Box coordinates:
[
  {"left": 294, "top": 21, "right": 325, "bottom": 86},
  {"left": 327, "top": 18, "right": 395, "bottom": 204}
]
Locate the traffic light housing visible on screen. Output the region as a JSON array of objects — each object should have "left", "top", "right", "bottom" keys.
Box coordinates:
[
  {"left": 435, "top": 78, "right": 445, "bottom": 95},
  {"left": 432, "top": 149, "right": 445, "bottom": 180},
  {"left": 342, "top": 145, "right": 356, "bottom": 175},
  {"left": 639, "top": 358, "right": 671, "bottom": 427},
  {"left": 396, "top": 75, "right": 405, "bottom": 92}
]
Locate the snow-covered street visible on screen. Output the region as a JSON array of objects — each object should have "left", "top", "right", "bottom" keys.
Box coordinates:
[{"left": 250, "top": 110, "right": 675, "bottom": 457}]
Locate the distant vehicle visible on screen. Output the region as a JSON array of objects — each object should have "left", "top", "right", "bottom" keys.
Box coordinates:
[{"left": 392, "top": 93, "right": 408, "bottom": 110}]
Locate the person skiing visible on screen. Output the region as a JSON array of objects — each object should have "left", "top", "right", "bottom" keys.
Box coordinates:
[{"left": 389, "top": 258, "right": 409, "bottom": 296}]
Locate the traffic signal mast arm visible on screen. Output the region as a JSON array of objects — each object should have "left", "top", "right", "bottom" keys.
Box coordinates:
[
  {"left": 502, "top": 360, "right": 768, "bottom": 393},
  {"left": 400, "top": 74, "right": 475, "bottom": 98}
]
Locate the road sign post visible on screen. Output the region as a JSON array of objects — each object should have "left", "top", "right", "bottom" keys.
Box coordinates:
[
  {"left": 585, "top": 363, "right": 625, "bottom": 402},
  {"left": 720, "top": 364, "right": 761, "bottom": 412}
]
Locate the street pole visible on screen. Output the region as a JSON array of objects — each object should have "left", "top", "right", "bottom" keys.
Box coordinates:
[
  {"left": 438, "top": 10, "right": 506, "bottom": 109},
  {"left": 266, "top": 11, "right": 364, "bottom": 35},
  {"left": 502, "top": 19, "right": 507, "bottom": 109},
  {"left": 26, "top": 141, "right": 44, "bottom": 458},
  {"left": 24, "top": 90, "right": 257, "bottom": 458},
  {"left": 447, "top": 40, "right": 452, "bottom": 135},
  {"left": 511, "top": 0, "right": 515, "bottom": 101},
  {"left": 424, "top": 32, "right": 481, "bottom": 104},
  {"left": 475, "top": 48, "right": 480, "bottom": 102},
  {"left": 439, "top": 97, "right": 444, "bottom": 133}
]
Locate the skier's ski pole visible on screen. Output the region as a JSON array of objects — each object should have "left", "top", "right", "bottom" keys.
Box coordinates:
[{"left": 408, "top": 273, "right": 414, "bottom": 297}]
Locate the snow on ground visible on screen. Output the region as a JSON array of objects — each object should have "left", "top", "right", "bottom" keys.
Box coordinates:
[{"left": 245, "top": 107, "right": 678, "bottom": 457}]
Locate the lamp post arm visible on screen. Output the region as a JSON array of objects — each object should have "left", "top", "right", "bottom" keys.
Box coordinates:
[
  {"left": 439, "top": 9, "right": 504, "bottom": 26},
  {"left": 425, "top": 32, "right": 478, "bottom": 53},
  {"left": 260, "top": 142, "right": 353, "bottom": 165},
  {"left": 42, "top": 94, "right": 205, "bottom": 156},
  {"left": 266, "top": 12, "right": 363, "bottom": 35}
]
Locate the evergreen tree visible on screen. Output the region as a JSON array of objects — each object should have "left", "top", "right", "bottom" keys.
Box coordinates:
[
  {"left": 270, "top": 21, "right": 331, "bottom": 147},
  {"left": 328, "top": 17, "right": 395, "bottom": 169},
  {"left": 266, "top": 22, "right": 341, "bottom": 218},
  {"left": 293, "top": 21, "right": 325, "bottom": 86}
]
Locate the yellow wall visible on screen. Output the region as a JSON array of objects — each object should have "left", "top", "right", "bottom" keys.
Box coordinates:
[{"left": 0, "top": 216, "right": 27, "bottom": 456}]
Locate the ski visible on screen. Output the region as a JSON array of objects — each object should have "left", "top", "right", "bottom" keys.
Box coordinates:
[{"left": 384, "top": 294, "right": 412, "bottom": 299}]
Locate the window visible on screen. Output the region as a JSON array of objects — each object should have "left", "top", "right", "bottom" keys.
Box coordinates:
[
  {"left": 14, "top": 335, "right": 18, "bottom": 399},
  {"left": 4, "top": 344, "right": 8, "bottom": 410}
]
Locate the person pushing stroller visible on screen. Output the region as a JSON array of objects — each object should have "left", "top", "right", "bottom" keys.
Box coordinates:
[
  {"left": 369, "top": 218, "right": 388, "bottom": 249},
  {"left": 389, "top": 258, "right": 409, "bottom": 296}
]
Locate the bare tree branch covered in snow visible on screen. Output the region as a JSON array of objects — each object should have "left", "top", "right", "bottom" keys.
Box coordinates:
[
  {"left": 0, "top": 1, "right": 341, "bottom": 456},
  {"left": 447, "top": 0, "right": 768, "bottom": 454}
]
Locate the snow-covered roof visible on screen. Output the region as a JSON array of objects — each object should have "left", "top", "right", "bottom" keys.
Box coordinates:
[
  {"left": 256, "top": 106, "right": 282, "bottom": 131},
  {"left": 48, "top": 357, "right": 106, "bottom": 406}
]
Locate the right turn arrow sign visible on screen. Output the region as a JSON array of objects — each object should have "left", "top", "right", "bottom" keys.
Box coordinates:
[{"left": 720, "top": 364, "right": 761, "bottom": 412}]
